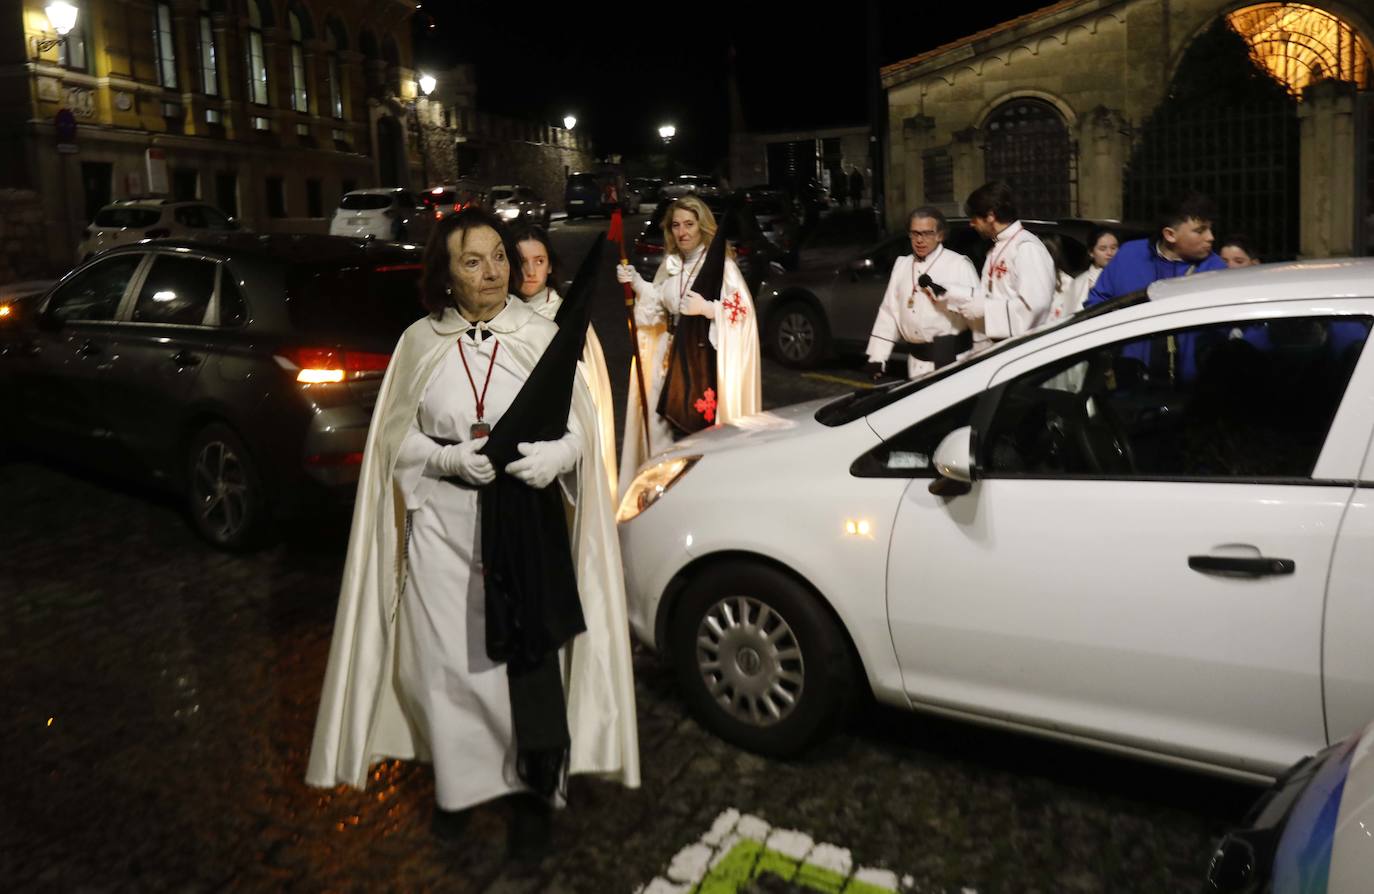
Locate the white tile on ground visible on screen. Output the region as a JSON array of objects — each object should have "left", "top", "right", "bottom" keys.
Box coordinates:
[
  {"left": 764, "top": 827, "right": 815, "bottom": 862},
  {"left": 807, "top": 842, "right": 853, "bottom": 876},
  {"left": 736, "top": 813, "right": 772, "bottom": 841},
  {"left": 665, "top": 843, "right": 714, "bottom": 884},
  {"left": 708, "top": 833, "right": 745, "bottom": 870},
  {"left": 637, "top": 879, "right": 690, "bottom": 894},
  {"left": 852, "top": 866, "right": 900, "bottom": 890},
  {"left": 701, "top": 808, "right": 742, "bottom": 847}
]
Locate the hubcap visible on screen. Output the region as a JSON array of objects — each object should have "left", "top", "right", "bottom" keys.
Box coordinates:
[
  {"left": 192, "top": 440, "right": 249, "bottom": 542},
  {"left": 777, "top": 312, "right": 815, "bottom": 362},
  {"left": 695, "top": 595, "right": 804, "bottom": 727}
]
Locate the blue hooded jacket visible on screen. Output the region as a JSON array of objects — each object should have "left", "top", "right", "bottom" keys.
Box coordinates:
[{"left": 1085, "top": 238, "right": 1227, "bottom": 307}]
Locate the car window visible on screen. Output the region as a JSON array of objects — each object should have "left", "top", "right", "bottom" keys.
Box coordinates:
[
  {"left": 46, "top": 254, "right": 143, "bottom": 322},
  {"left": 491, "top": 189, "right": 514, "bottom": 201},
  {"left": 339, "top": 194, "right": 391, "bottom": 211},
  {"left": 93, "top": 207, "right": 161, "bottom": 229},
  {"left": 285, "top": 261, "right": 425, "bottom": 341},
  {"left": 982, "top": 315, "right": 1372, "bottom": 479},
  {"left": 852, "top": 395, "right": 979, "bottom": 477},
  {"left": 200, "top": 206, "right": 235, "bottom": 230},
  {"left": 219, "top": 273, "right": 247, "bottom": 327},
  {"left": 173, "top": 206, "right": 207, "bottom": 228},
  {"left": 131, "top": 255, "right": 218, "bottom": 325}
]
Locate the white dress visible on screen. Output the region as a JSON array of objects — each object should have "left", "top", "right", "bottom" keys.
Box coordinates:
[{"left": 391, "top": 318, "right": 580, "bottom": 812}]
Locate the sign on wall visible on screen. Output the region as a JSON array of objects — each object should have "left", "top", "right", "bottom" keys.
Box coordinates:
[{"left": 145, "top": 148, "right": 168, "bottom": 195}]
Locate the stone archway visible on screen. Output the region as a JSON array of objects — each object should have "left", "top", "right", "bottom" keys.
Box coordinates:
[{"left": 982, "top": 97, "right": 1074, "bottom": 219}]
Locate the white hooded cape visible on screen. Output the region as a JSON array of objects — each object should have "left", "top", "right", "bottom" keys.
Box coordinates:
[
  {"left": 306, "top": 299, "right": 640, "bottom": 793},
  {"left": 619, "top": 251, "right": 761, "bottom": 495}
]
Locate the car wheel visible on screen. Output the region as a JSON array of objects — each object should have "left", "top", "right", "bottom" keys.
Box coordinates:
[
  {"left": 670, "top": 562, "right": 855, "bottom": 757},
  {"left": 767, "top": 300, "right": 828, "bottom": 368},
  {"left": 185, "top": 423, "right": 268, "bottom": 551}
]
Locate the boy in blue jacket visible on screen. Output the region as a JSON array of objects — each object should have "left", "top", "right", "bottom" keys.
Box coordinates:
[{"left": 1086, "top": 192, "right": 1226, "bottom": 307}]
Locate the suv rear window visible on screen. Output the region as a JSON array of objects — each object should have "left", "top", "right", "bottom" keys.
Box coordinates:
[
  {"left": 568, "top": 174, "right": 598, "bottom": 187},
  {"left": 94, "top": 207, "right": 161, "bottom": 228},
  {"left": 339, "top": 194, "right": 393, "bottom": 211},
  {"left": 285, "top": 262, "right": 425, "bottom": 342}
]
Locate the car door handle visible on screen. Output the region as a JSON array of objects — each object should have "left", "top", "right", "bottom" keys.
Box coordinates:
[
  {"left": 77, "top": 340, "right": 101, "bottom": 357},
  {"left": 170, "top": 350, "right": 201, "bottom": 368},
  {"left": 1188, "top": 555, "right": 1295, "bottom": 577}
]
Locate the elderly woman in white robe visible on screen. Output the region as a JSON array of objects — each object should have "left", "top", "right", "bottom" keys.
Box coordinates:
[
  {"left": 615, "top": 195, "right": 761, "bottom": 494},
  {"left": 509, "top": 222, "right": 618, "bottom": 500},
  {"left": 306, "top": 209, "right": 638, "bottom": 861}
]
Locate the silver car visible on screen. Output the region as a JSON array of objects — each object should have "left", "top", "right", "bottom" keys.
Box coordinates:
[{"left": 489, "top": 184, "right": 550, "bottom": 227}]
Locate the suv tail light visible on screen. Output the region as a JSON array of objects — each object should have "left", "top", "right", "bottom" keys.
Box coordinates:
[
  {"left": 274, "top": 347, "right": 391, "bottom": 384},
  {"left": 635, "top": 237, "right": 663, "bottom": 256},
  {"left": 145, "top": 228, "right": 171, "bottom": 238}
]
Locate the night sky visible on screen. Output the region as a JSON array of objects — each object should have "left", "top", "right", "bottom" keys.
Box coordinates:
[{"left": 412, "top": 1, "right": 1048, "bottom": 169}]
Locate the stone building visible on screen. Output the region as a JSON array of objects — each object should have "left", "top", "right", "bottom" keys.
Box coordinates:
[
  {"left": 0, "top": 0, "right": 594, "bottom": 276},
  {"left": 881, "top": 0, "right": 1373, "bottom": 259}
]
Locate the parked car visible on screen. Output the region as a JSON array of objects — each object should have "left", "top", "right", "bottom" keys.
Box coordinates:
[
  {"left": 564, "top": 171, "right": 634, "bottom": 219},
  {"left": 755, "top": 218, "right": 1150, "bottom": 368},
  {"left": 1208, "top": 718, "right": 1374, "bottom": 893},
  {"left": 489, "top": 184, "right": 550, "bottom": 227},
  {"left": 618, "top": 258, "right": 1374, "bottom": 779},
  {"left": 0, "top": 234, "right": 427, "bottom": 549},
  {"left": 78, "top": 199, "right": 240, "bottom": 261},
  {"left": 0, "top": 280, "right": 56, "bottom": 324},
  {"left": 661, "top": 174, "right": 722, "bottom": 200},
  {"left": 632, "top": 196, "right": 787, "bottom": 293},
  {"left": 736, "top": 187, "right": 802, "bottom": 263},
  {"left": 628, "top": 177, "right": 663, "bottom": 207},
  {"left": 329, "top": 188, "right": 431, "bottom": 243},
  {"left": 421, "top": 180, "right": 487, "bottom": 221}
]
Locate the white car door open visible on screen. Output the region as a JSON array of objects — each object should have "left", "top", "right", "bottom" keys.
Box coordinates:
[{"left": 884, "top": 306, "right": 1373, "bottom": 777}]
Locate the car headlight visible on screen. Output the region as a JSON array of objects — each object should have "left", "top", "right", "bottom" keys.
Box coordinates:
[
  {"left": 498, "top": 207, "right": 520, "bottom": 219},
  {"left": 616, "top": 456, "right": 699, "bottom": 523}
]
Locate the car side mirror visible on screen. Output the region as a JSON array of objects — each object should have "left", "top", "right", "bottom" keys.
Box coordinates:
[
  {"left": 36, "top": 307, "right": 63, "bottom": 332},
  {"left": 928, "top": 425, "right": 975, "bottom": 496}
]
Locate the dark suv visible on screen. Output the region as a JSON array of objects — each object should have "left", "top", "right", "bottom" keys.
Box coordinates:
[{"left": 0, "top": 234, "right": 426, "bottom": 549}]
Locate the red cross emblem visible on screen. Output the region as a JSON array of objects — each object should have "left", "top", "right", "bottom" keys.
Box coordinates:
[
  {"left": 723, "top": 292, "right": 747, "bottom": 325},
  {"left": 992, "top": 260, "right": 1009, "bottom": 280},
  {"left": 693, "top": 387, "right": 717, "bottom": 423}
]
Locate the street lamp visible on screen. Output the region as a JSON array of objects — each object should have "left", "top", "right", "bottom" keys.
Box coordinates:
[
  {"left": 417, "top": 73, "right": 437, "bottom": 97},
  {"left": 658, "top": 124, "right": 676, "bottom": 142},
  {"left": 411, "top": 73, "right": 437, "bottom": 188},
  {"left": 563, "top": 114, "right": 577, "bottom": 130},
  {"left": 36, "top": 1, "right": 79, "bottom": 53}
]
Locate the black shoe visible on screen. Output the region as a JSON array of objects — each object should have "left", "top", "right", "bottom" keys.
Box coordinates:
[
  {"left": 430, "top": 806, "right": 472, "bottom": 841},
  {"left": 506, "top": 795, "right": 553, "bottom": 863}
]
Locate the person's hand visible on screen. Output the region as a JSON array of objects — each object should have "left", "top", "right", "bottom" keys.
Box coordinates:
[
  {"left": 505, "top": 439, "right": 578, "bottom": 489},
  {"left": 434, "top": 436, "right": 495, "bottom": 486},
  {"left": 679, "top": 289, "right": 713, "bottom": 318},
  {"left": 865, "top": 361, "right": 885, "bottom": 382},
  {"left": 615, "top": 263, "right": 639, "bottom": 285}
]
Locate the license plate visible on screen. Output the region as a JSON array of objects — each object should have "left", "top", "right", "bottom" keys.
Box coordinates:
[
  {"left": 570, "top": 200, "right": 585, "bottom": 205},
  {"left": 349, "top": 217, "right": 366, "bottom": 224}
]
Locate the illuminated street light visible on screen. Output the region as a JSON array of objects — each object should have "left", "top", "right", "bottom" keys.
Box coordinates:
[
  {"left": 35, "top": 1, "right": 78, "bottom": 53},
  {"left": 563, "top": 114, "right": 577, "bottom": 130},
  {"left": 417, "top": 73, "right": 437, "bottom": 96},
  {"left": 658, "top": 124, "right": 676, "bottom": 142}
]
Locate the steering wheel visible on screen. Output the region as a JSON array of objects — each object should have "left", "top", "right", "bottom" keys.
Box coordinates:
[{"left": 1072, "top": 392, "right": 1137, "bottom": 474}]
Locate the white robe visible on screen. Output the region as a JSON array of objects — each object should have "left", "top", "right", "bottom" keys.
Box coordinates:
[
  {"left": 864, "top": 245, "right": 980, "bottom": 378},
  {"left": 306, "top": 297, "right": 640, "bottom": 803},
  {"left": 1063, "top": 266, "right": 1102, "bottom": 321},
  {"left": 618, "top": 245, "right": 762, "bottom": 496},
  {"left": 1046, "top": 269, "right": 1079, "bottom": 323},
  {"left": 525, "top": 287, "right": 618, "bottom": 502},
  {"left": 943, "top": 221, "right": 1057, "bottom": 342}
]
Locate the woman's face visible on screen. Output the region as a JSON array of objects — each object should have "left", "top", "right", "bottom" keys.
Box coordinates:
[
  {"left": 1090, "top": 233, "right": 1119, "bottom": 269},
  {"left": 516, "top": 238, "right": 550, "bottom": 299},
  {"left": 447, "top": 225, "right": 509, "bottom": 321},
  {"left": 670, "top": 209, "right": 702, "bottom": 255},
  {"left": 1220, "top": 245, "right": 1258, "bottom": 268}
]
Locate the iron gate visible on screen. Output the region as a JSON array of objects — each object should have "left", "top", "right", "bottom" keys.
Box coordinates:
[
  {"left": 983, "top": 98, "right": 1075, "bottom": 219},
  {"left": 1124, "top": 98, "right": 1299, "bottom": 259}
]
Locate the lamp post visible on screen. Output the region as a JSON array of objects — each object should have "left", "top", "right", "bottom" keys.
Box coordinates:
[
  {"left": 412, "top": 72, "right": 435, "bottom": 188},
  {"left": 35, "top": 1, "right": 79, "bottom": 54},
  {"left": 658, "top": 124, "right": 676, "bottom": 178}
]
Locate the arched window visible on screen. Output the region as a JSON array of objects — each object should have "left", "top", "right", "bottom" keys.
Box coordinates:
[
  {"left": 197, "top": 0, "right": 218, "bottom": 95},
  {"left": 325, "top": 17, "right": 347, "bottom": 119},
  {"left": 1228, "top": 3, "right": 1371, "bottom": 93},
  {"left": 246, "top": 0, "right": 269, "bottom": 105},
  {"left": 983, "top": 98, "right": 1074, "bottom": 219},
  {"left": 288, "top": 5, "right": 312, "bottom": 113}
]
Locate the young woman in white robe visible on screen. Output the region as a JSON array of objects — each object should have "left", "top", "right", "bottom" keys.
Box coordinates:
[
  {"left": 1062, "top": 227, "right": 1119, "bottom": 321},
  {"left": 305, "top": 210, "right": 639, "bottom": 852},
  {"left": 615, "top": 195, "right": 761, "bottom": 495},
  {"left": 510, "top": 223, "right": 618, "bottom": 500}
]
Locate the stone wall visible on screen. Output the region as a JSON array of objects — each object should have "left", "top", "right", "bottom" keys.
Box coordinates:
[{"left": 0, "top": 189, "right": 57, "bottom": 282}]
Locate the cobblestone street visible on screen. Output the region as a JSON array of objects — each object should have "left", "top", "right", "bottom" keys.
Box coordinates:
[{"left": 2, "top": 450, "right": 1259, "bottom": 892}]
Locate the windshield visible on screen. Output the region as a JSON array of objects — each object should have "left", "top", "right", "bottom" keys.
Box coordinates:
[
  {"left": 340, "top": 194, "right": 392, "bottom": 211},
  {"left": 491, "top": 189, "right": 514, "bottom": 201},
  {"left": 814, "top": 291, "right": 1150, "bottom": 426}
]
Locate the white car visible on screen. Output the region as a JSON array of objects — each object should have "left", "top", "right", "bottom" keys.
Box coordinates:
[
  {"left": 329, "top": 188, "right": 429, "bottom": 243},
  {"left": 618, "top": 258, "right": 1374, "bottom": 782},
  {"left": 78, "top": 200, "right": 239, "bottom": 261},
  {"left": 489, "top": 184, "right": 550, "bottom": 227}
]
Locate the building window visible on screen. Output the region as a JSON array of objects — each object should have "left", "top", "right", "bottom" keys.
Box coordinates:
[
  {"left": 983, "top": 98, "right": 1074, "bottom": 219},
  {"left": 289, "top": 9, "right": 308, "bottom": 113},
  {"left": 198, "top": 0, "right": 218, "bottom": 95},
  {"left": 306, "top": 179, "right": 323, "bottom": 218},
  {"left": 252, "top": 115, "right": 270, "bottom": 131},
  {"left": 296, "top": 122, "right": 310, "bottom": 137},
  {"left": 266, "top": 177, "right": 287, "bottom": 218},
  {"left": 922, "top": 151, "right": 954, "bottom": 204},
  {"left": 205, "top": 108, "right": 221, "bottom": 124},
  {"left": 331, "top": 127, "right": 348, "bottom": 144},
  {"left": 246, "top": 0, "right": 268, "bottom": 105},
  {"left": 154, "top": 3, "right": 178, "bottom": 89},
  {"left": 325, "top": 18, "right": 347, "bottom": 120},
  {"left": 215, "top": 172, "right": 238, "bottom": 218},
  {"left": 1228, "top": 3, "right": 1372, "bottom": 94},
  {"left": 58, "top": 2, "right": 89, "bottom": 71}
]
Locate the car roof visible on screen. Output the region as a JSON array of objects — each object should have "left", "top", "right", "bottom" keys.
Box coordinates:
[
  {"left": 344, "top": 187, "right": 407, "bottom": 196},
  {"left": 94, "top": 232, "right": 425, "bottom": 265},
  {"left": 102, "top": 199, "right": 211, "bottom": 210},
  {"left": 1148, "top": 257, "right": 1374, "bottom": 306}
]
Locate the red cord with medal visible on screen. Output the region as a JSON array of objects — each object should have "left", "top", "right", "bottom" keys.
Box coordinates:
[
  {"left": 908, "top": 245, "right": 943, "bottom": 310},
  {"left": 457, "top": 335, "right": 500, "bottom": 439}
]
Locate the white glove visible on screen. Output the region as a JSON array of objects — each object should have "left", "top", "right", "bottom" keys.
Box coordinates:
[
  {"left": 432, "top": 436, "right": 495, "bottom": 486},
  {"left": 504, "top": 438, "right": 578, "bottom": 489},
  {"left": 680, "top": 289, "right": 714, "bottom": 318},
  {"left": 615, "top": 263, "right": 640, "bottom": 285}
]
